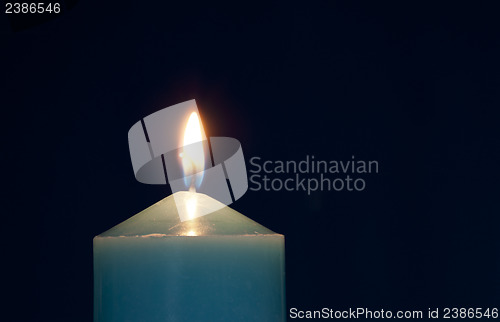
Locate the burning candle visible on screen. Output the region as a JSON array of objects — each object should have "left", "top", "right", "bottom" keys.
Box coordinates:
[{"left": 93, "top": 101, "right": 286, "bottom": 321}]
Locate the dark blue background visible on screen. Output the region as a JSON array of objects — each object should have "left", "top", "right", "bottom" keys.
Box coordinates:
[{"left": 2, "top": 1, "right": 499, "bottom": 321}]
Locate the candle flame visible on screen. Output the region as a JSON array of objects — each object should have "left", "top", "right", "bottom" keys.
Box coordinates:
[
  {"left": 179, "top": 112, "right": 205, "bottom": 234},
  {"left": 180, "top": 112, "right": 205, "bottom": 191}
]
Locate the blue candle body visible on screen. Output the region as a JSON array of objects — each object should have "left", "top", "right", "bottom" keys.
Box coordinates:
[{"left": 94, "top": 192, "right": 285, "bottom": 322}]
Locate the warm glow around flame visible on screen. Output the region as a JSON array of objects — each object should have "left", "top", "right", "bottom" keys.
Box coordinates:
[{"left": 180, "top": 112, "right": 205, "bottom": 191}]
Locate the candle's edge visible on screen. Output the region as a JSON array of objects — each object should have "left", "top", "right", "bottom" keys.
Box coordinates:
[
  {"left": 97, "top": 191, "right": 281, "bottom": 237},
  {"left": 94, "top": 233, "right": 285, "bottom": 239}
]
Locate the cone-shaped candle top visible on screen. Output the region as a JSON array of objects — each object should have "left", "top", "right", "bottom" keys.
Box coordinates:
[{"left": 97, "top": 191, "right": 278, "bottom": 237}]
